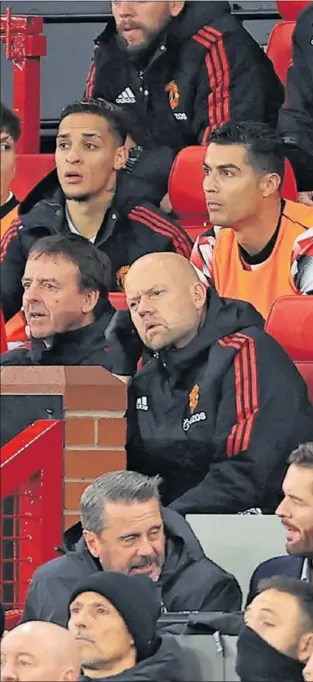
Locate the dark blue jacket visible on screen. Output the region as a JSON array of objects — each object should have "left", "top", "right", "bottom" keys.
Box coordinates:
[{"left": 246, "top": 555, "right": 304, "bottom": 605}]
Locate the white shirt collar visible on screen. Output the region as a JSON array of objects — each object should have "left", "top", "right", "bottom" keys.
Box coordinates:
[
  {"left": 300, "top": 558, "right": 310, "bottom": 582},
  {"left": 65, "top": 205, "right": 96, "bottom": 244}
]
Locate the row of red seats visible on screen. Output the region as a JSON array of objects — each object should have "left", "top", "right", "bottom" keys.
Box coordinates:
[{"left": 1, "top": 297, "right": 313, "bottom": 403}]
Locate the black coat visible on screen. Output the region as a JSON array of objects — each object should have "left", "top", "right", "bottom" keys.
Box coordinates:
[
  {"left": 278, "top": 4, "right": 313, "bottom": 191},
  {"left": 21, "top": 507, "right": 242, "bottom": 627},
  {"left": 86, "top": 1, "right": 283, "bottom": 155},
  {"left": 0, "top": 307, "right": 128, "bottom": 372},
  {"left": 127, "top": 289, "right": 313, "bottom": 512},
  {"left": 79, "top": 635, "right": 197, "bottom": 682},
  {"left": 0, "top": 170, "right": 191, "bottom": 323},
  {"left": 246, "top": 555, "right": 304, "bottom": 606}
]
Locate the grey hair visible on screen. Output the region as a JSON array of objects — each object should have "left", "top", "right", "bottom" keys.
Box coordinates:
[
  {"left": 80, "top": 470, "right": 161, "bottom": 535},
  {"left": 288, "top": 443, "right": 313, "bottom": 468}
]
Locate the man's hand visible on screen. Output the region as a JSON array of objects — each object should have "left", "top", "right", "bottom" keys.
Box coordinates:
[
  {"left": 160, "top": 192, "right": 173, "bottom": 214},
  {"left": 298, "top": 191, "right": 313, "bottom": 207}
]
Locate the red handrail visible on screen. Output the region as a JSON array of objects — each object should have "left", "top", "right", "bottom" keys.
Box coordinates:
[
  {"left": 0, "top": 8, "right": 46, "bottom": 153},
  {"left": 1, "top": 420, "right": 64, "bottom": 610}
]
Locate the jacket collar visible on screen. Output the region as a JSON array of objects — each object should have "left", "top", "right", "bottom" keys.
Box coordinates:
[{"left": 29, "top": 307, "right": 114, "bottom": 364}]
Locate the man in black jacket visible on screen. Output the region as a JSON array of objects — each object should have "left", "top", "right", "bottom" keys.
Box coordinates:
[
  {"left": 236, "top": 576, "right": 313, "bottom": 682},
  {"left": 278, "top": 3, "right": 313, "bottom": 207},
  {"left": 21, "top": 470, "right": 241, "bottom": 627},
  {"left": 0, "top": 233, "right": 129, "bottom": 376},
  {"left": 85, "top": 1, "right": 283, "bottom": 189},
  {"left": 124, "top": 252, "right": 313, "bottom": 513},
  {"left": 68, "top": 572, "right": 195, "bottom": 681},
  {"left": 0, "top": 98, "right": 191, "bottom": 323},
  {"left": 246, "top": 443, "right": 313, "bottom": 606}
]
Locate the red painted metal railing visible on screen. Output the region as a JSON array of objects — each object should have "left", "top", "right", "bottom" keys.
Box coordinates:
[
  {"left": 0, "top": 8, "right": 46, "bottom": 153},
  {"left": 0, "top": 420, "right": 63, "bottom": 622}
]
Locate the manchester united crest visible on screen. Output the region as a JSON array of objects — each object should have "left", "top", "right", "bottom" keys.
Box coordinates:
[
  {"left": 116, "top": 265, "right": 130, "bottom": 291},
  {"left": 189, "top": 384, "right": 200, "bottom": 414},
  {"left": 165, "top": 80, "right": 180, "bottom": 110}
]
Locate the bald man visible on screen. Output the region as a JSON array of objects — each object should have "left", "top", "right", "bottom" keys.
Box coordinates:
[
  {"left": 123, "top": 252, "right": 313, "bottom": 514},
  {"left": 0, "top": 621, "right": 80, "bottom": 681}
]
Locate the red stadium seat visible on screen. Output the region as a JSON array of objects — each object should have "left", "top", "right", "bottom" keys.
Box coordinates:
[
  {"left": 266, "top": 296, "right": 313, "bottom": 404},
  {"left": 109, "top": 292, "right": 127, "bottom": 309},
  {"left": 276, "top": 1, "right": 311, "bottom": 21},
  {"left": 11, "top": 154, "right": 55, "bottom": 201},
  {"left": 283, "top": 158, "right": 298, "bottom": 201},
  {"left": 0, "top": 308, "right": 8, "bottom": 353},
  {"left": 169, "top": 147, "right": 298, "bottom": 239},
  {"left": 265, "top": 296, "right": 313, "bottom": 361},
  {"left": 266, "top": 22, "right": 295, "bottom": 85},
  {"left": 168, "top": 146, "right": 209, "bottom": 241}
]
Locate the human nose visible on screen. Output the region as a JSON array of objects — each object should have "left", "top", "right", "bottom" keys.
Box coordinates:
[
  {"left": 275, "top": 497, "right": 290, "bottom": 518},
  {"left": 118, "top": 2, "right": 136, "bottom": 18},
  {"left": 135, "top": 296, "right": 153, "bottom": 318},
  {"left": 0, "top": 661, "right": 18, "bottom": 681},
  {"left": 203, "top": 172, "right": 219, "bottom": 194},
  {"left": 136, "top": 535, "right": 155, "bottom": 557},
  {"left": 66, "top": 145, "right": 81, "bottom": 164},
  {"left": 23, "top": 282, "right": 41, "bottom": 303}
]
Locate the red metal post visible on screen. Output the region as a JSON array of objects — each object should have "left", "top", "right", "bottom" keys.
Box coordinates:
[
  {"left": 1, "top": 420, "right": 64, "bottom": 610},
  {"left": 0, "top": 9, "right": 47, "bottom": 153}
]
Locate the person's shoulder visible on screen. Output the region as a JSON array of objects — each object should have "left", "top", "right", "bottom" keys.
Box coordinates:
[
  {"left": 0, "top": 347, "right": 30, "bottom": 366},
  {"left": 283, "top": 199, "right": 313, "bottom": 230},
  {"left": 251, "top": 554, "right": 302, "bottom": 581},
  {"left": 128, "top": 201, "right": 179, "bottom": 228},
  {"left": 294, "top": 4, "right": 313, "bottom": 42},
  {"left": 31, "top": 548, "right": 80, "bottom": 581}
]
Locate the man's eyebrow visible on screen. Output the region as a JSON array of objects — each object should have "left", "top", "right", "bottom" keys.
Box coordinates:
[
  {"left": 56, "top": 131, "right": 103, "bottom": 139},
  {"left": 204, "top": 162, "right": 241, "bottom": 172},
  {"left": 259, "top": 606, "right": 277, "bottom": 617},
  {"left": 0, "top": 133, "right": 11, "bottom": 141},
  {"left": 21, "top": 277, "right": 59, "bottom": 285},
  {"left": 128, "top": 286, "right": 164, "bottom": 301}
]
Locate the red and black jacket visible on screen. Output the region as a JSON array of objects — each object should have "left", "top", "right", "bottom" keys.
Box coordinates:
[
  {"left": 86, "top": 1, "right": 283, "bottom": 153},
  {"left": 0, "top": 169, "right": 191, "bottom": 322},
  {"left": 278, "top": 4, "right": 313, "bottom": 191},
  {"left": 127, "top": 289, "right": 313, "bottom": 513}
]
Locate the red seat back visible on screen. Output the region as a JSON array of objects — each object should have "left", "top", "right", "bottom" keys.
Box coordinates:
[
  {"left": 277, "top": 1, "right": 311, "bottom": 20},
  {"left": 0, "top": 308, "right": 8, "bottom": 353},
  {"left": 109, "top": 292, "right": 127, "bottom": 309},
  {"left": 266, "top": 22, "right": 295, "bottom": 85},
  {"left": 168, "top": 146, "right": 209, "bottom": 241},
  {"left": 169, "top": 147, "right": 298, "bottom": 238},
  {"left": 11, "top": 154, "right": 55, "bottom": 201},
  {"left": 265, "top": 297, "right": 313, "bottom": 362}
]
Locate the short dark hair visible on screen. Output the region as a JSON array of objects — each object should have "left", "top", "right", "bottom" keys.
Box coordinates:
[
  {"left": 28, "top": 233, "right": 111, "bottom": 318},
  {"left": 0, "top": 102, "right": 21, "bottom": 142},
  {"left": 208, "top": 121, "right": 285, "bottom": 183},
  {"left": 288, "top": 443, "right": 313, "bottom": 468},
  {"left": 59, "top": 98, "right": 128, "bottom": 145},
  {"left": 258, "top": 576, "right": 313, "bottom": 632}
]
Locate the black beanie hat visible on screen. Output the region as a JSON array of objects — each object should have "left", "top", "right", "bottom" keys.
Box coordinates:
[
  {"left": 69, "top": 572, "right": 161, "bottom": 661},
  {"left": 0, "top": 601, "right": 5, "bottom": 638}
]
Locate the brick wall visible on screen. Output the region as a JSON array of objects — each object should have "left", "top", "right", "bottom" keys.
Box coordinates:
[
  {"left": 1, "top": 366, "right": 127, "bottom": 530},
  {"left": 64, "top": 409, "right": 126, "bottom": 529}
]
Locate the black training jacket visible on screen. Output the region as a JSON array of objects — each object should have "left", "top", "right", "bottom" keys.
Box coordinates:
[
  {"left": 21, "top": 507, "right": 241, "bottom": 627},
  {"left": 79, "top": 635, "right": 197, "bottom": 682},
  {"left": 86, "top": 1, "right": 283, "bottom": 154},
  {"left": 0, "top": 306, "right": 133, "bottom": 375},
  {"left": 127, "top": 289, "right": 313, "bottom": 513},
  {"left": 0, "top": 170, "right": 191, "bottom": 323},
  {"left": 278, "top": 4, "right": 313, "bottom": 191}
]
